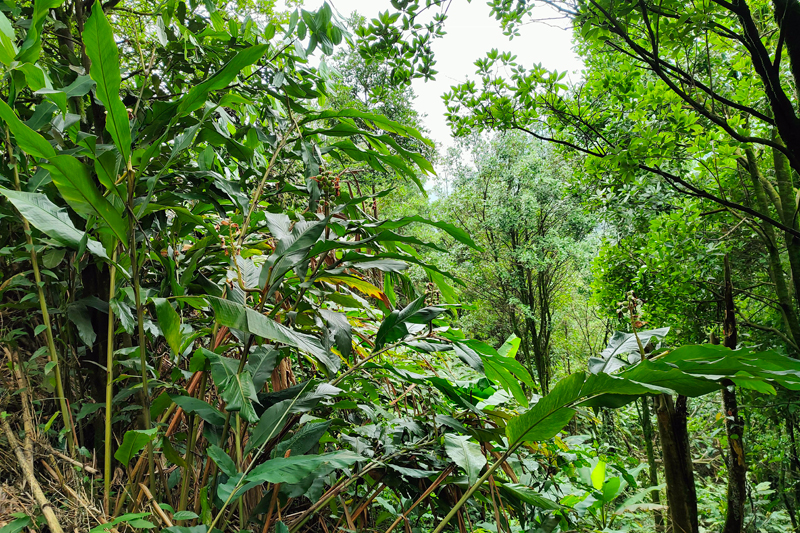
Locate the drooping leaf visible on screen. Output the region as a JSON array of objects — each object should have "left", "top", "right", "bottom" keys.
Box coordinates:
[
  {"left": 208, "top": 297, "right": 339, "bottom": 374},
  {"left": 0, "top": 99, "right": 56, "bottom": 159},
  {"left": 320, "top": 309, "right": 352, "bottom": 359},
  {"left": 245, "top": 451, "right": 362, "bottom": 484},
  {"left": 224, "top": 370, "right": 260, "bottom": 422},
  {"left": 274, "top": 420, "right": 331, "bottom": 459},
  {"left": 153, "top": 298, "right": 182, "bottom": 356},
  {"left": 499, "top": 483, "right": 564, "bottom": 510},
  {"left": 176, "top": 45, "right": 269, "bottom": 117},
  {"left": 207, "top": 444, "right": 238, "bottom": 476},
  {"left": 443, "top": 434, "right": 486, "bottom": 485},
  {"left": 41, "top": 155, "right": 127, "bottom": 242},
  {"left": 114, "top": 428, "right": 158, "bottom": 465},
  {"left": 0, "top": 188, "right": 108, "bottom": 259},
  {"left": 247, "top": 345, "right": 280, "bottom": 391},
  {"left": 169, "top": 394, "right": 226, "bottom": 426}
]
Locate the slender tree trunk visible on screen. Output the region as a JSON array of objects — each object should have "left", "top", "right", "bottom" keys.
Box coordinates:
[
  {"left": 745, "top": 149, "right": 800, "bottom": 345},
  {"left": 722, "top": 255, "right": 748, "bottom": 533},
  {"left": 772, "top": 134, "right": 800, "bottom": 320},
  {"left": 655, "top": 393, "right": 698, "bottom": 533},
  {"left": 641, "top": 396, "right": 664, "bottom": 532}
]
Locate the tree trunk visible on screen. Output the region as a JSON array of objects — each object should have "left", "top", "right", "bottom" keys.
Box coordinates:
[
  {"left": 641, "top": 396, "right": 664, "bottom": 532},
  {"left": 745, "top": 149, "right": 800, "bottom": 345},
  {"left": 772, "top": 0, "right": 800, "bottom": 104},
  {"left": 655, "top": 393, "right": 698, "bottom": 533},
  {"left": 722, "top": 255, "right": 748, "bottom": 533}
]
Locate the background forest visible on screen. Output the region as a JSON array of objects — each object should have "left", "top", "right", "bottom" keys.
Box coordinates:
[{"left": 2, "top": 0, "right": 800, "bottom": 533}]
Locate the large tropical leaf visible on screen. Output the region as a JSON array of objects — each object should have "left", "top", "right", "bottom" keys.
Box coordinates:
[
  {"left": 84, "top": 1, "right": 131, "bottom": 163},
  {"left": 114, "top": 428, "right": 158, "bottom": 465},
  {"left": 0, "top": 99, "right": 56, "bottom": 159},
  {"left": 208, "top": 297, "right": 339, "bottom": 374},
  {"left": 176, "top": 45, "right": 269, "bottom": 117},
  {"left": 0, "top": 188, "right": 108, "bottom": 258},
  {"left": 444, "top": 434, "right": 486, "bottom": 485},
  {"left": 245, "top": 451, "right": 362, "bottom": 484},
  {"left": 153, "top": 298, "right": 182, "bottom": 356},
  {"left": 41, "top": 155, "right": 127, "bottom": 242}
]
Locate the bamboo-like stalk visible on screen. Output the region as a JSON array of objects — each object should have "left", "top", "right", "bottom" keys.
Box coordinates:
[
  {"left": 430, "top": 448, "right": 512, "bottom": 533},
  {"left": 4, "top": 347, "right": 35, "bottom": 468},
  {"left": 5, "top": 126, "right": 76, "bottom": 454},
  {"left": 139, "top": 483, "right": 174, "bottom": 528},
  {"left": 235, "top": 413, "right": 244, "bottom": 530},
  {"left": 104, "top": 247, "right": 118, "bottom": 514},
  {"left": 178, "top": 369, "right": 207, "bottom": 517},
  {"left": 127, "top": 162, "right": 155, "bottom": 492},
  {"left": 1, "top": 417, "right": 65, "bottom": 533},
  {"left": 383, "top": 466, "right": 453, "bottom": 533}
]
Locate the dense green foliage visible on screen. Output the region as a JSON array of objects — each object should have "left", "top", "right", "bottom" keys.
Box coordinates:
[{"left": 3, "top": 0, "right": 800, "bottom": 532}]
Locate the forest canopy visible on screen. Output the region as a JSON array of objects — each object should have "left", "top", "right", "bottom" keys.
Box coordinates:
[{"left": 1, "top": 0, "right": 800, "bottom": 533}]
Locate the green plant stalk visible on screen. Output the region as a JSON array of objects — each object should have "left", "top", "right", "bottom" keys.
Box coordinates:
[
  {"left": 104, "top": 246, "right": 118, "bottom": 513},
  {"left": 235, "top": 414, "right": 244, "bottom": 530},
  {"left": 127, "top": 165, "right": 155, "bottom": 492},
  {"left": 5, "top": 126, "right": 76, "bottom": 454},
  {"left": 431, "top": 447, "right": 513, "bottom": 533},
  {"left": 287, "top": 443, "right": 432, "bottom": 533},
  {"left": 178, "top": 369, "right": 207, "bottom": 517},
  {"left": 208, "top": 383, "right": 313, "bottom": 532},
  {"left": 629, "top": 296, "right": 663, "bottom": 530}
]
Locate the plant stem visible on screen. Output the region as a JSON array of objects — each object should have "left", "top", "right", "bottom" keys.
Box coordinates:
[
  {"left": 104, "top": 246, "right": 118, "bottom": 514},
  {"left": 431, "top": 447, "right": 513, "bottom": 533},
  {"left": 235, "top": 413, "right": 244, "bottom": 530},
  {"left": 127, "top": 162, "right": 155, "bottom": 492},
  {"left": 5, "top": 126, "right": 76, "bottom": 454},
  {"left": 178, "top": 369, "right": 206, "bottom": 517}
]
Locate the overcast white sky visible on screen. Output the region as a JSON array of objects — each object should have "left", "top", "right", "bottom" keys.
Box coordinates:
[{"left": 300, "top": 1, "right": 582, "bottom": 150}]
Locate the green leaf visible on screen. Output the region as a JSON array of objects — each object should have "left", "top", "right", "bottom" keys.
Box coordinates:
[
  {"left": 602, "top": 476, "right": 623, "bottom": 502},
  {"left": 246, "top": 346, "right": 279, "bottom": 391},
  {"left": 208, "top": 297, "right": 339, "bottom": 374},
  {"left": 506, "top": 373, "right": 583, "bottom": 446},
  {"left": 214, "top": 362, "right": 259, "bottom": 422},
  {"left": 0, "top": 99, "right": 56, "bottom": 159},
  {"left": 114, "top": 428, "right": 158, "bottom": 465},
  {"left": 0, "top": 13, "right": 18, "bottom": 66},
  {"left": 172, "top": 511, "right": 199, "bottom": 521},
  {"left": 84, "top": 1, "right": 131, "bottom": 163},
  {"left": 274, "top": 420, "right": 331, "bottom": 459},
  {"left": 168, "top": 394, "right": 225, "bottom": 426},
  {"left": 153, "top": 298, "right": 182, "bottom": 356},
  {"left": 17, "top": 0, "right": 65, "bottom": 63},
  {"left": 162, "top": 437, "right": 187, "bottom": 468},
  {"left": 0, "top": 188, "right": 108, "bottom": 259},
  {"left": 0, "top": 517, "right": 31, "bottom": 533},
  {"left": 41, "top": 155, "right": 127, "bottom": 241},
  {"left": 165, "top": 525, "right": 209, "bottom": 533},
  {"left": 591, "top": 459, "right": 606, "bottom": 490},
  {"left": 89, "top": 512, "right": 152, "bottom": 533},
  {"left": 207, "top": 444, "right": 238, "bottom": 476},
  {"left": 499, "top": 483, "right": 564, "bottom": 510},
  {"left": 245, "top": 451, "right": 362, "bottom": 484},
  {"left": 443, "top": 434, "right": 486, "bottom": 485},
  {"left": 368, "top": 215, "right": 482, "bottom": 250},
  {"left": 176, "top": 45, "right": 269, "bottom": 117}
]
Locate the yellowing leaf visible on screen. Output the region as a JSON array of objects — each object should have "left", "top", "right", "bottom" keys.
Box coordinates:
[{"left": 317, "top": 274, "right": 389, "bottom": 306}]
